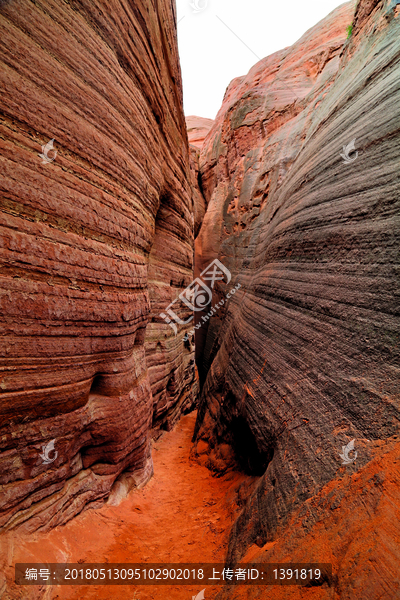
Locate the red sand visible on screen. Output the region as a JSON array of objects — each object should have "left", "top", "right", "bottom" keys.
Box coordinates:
[
  {"left": 1, "top": 412, "right": 250, "bottom": 600},
  {"left": 2, "top": 412, "right": 399, "bottom": 600}
]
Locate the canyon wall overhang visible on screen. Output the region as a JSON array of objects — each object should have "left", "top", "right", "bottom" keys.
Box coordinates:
[
  {"left": 0, "top": 0, "right": 196, "bottom": 531},
  {"left": 192, "top": 0, "right": 400, "bottom": 574}
]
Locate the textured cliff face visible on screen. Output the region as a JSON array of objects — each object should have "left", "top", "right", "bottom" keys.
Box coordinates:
[
  {"left": 193, "top": 0, "right": 400, "bottom": 591},
  {"left": 0, "top": 0, "right": 196, "bottom": 531}
]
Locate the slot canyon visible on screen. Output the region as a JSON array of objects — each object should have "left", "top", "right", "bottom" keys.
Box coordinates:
[{"left": 0, "top": 0, "right": 399, "bottom": 599}]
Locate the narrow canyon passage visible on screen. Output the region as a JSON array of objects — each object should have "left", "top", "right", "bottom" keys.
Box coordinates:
[
  {"left": 1, "top": 0, "right": 399, "bottom": 598},
  {"left": 1, "top": 412, "right": 251, "bottom": 600}
]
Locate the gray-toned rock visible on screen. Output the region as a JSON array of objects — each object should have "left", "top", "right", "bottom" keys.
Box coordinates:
[{"left": 193, "top": 0, "right": 400, "bottom": 585}]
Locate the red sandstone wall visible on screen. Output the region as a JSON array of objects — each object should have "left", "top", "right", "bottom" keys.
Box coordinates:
[{"left": 0, "top": 0, "right": 196, "bottom": 531}]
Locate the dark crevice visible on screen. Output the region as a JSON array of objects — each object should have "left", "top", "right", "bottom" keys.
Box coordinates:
[{"left": 229, "top": 415, "right": 275, "bottom": 476}]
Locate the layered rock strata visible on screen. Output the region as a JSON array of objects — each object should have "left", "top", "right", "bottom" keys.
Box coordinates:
[
  {"left": 0, "top": 0, "right": 196, "bottom": 531},
  {"left": 192, "top": 0, "right": 400, "bottom": 594}
]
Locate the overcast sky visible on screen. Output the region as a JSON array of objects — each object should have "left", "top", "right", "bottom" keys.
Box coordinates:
[{"left": 176, "top": 0, "right": 351, "bottom": 119}]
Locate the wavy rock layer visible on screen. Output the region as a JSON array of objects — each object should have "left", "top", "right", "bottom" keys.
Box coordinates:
[
  {"left": 0, "top": 0, "right": 196, "bottom": 531},
  {"left": 193, "top": 0, "right": 400, "bottom": 594}
]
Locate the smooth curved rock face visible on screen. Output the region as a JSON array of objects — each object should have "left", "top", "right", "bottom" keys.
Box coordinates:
[
  {"left": 186, "top": 116, "right": 214, "bottom": 149},
  {"left": 193, "top": 0, "right": 400, "bottom": 581},
  {"left": 0, "top": 0, "right": 196, "bottom": 531}
]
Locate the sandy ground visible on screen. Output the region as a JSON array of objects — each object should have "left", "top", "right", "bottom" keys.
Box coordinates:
[{"left": 0, "top": 411, "right": 251, "bottom": 600}]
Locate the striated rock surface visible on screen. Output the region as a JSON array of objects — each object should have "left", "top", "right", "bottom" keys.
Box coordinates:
[
  {"left": 193, "top": 0, "right": 400, "bottom": 595},
  {"left": 0, "top": 0, "right": 196, "bottom": 531}
]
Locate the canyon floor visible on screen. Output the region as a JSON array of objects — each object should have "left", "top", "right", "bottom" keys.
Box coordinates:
[
  {"left": 1, "top": 412, "right": 252, "bottom": 600},
  {"left": 2, "top": 404, "right": 400, "bottom": 600}
]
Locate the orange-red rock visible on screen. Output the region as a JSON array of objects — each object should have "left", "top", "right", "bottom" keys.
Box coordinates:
[
  {"left": 219, "top": 437, "right": 400, "bottom": 600},
  {"left": 186, "top": 116, "right": 214, "bottom": 149},
  {"left": 0, "top": 0, "right": 196, "bottom": 531}
]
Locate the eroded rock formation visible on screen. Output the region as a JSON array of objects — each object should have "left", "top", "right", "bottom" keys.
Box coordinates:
[
  {"left": 186, "top": 116, "right": 214, "bottom": 238},
  {"left": 0, "top": 0, "right": 196, "bottom": 531},
  {"left": 192, "top": 0, "right": 400, "bottom": 595},
  {"left": 186, "top": 116, "right": 214, "bottom": 150}
]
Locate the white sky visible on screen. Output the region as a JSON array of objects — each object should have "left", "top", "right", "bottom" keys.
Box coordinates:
[{"left": 176, "top": 0, "right": 351, "bottom": 119}]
